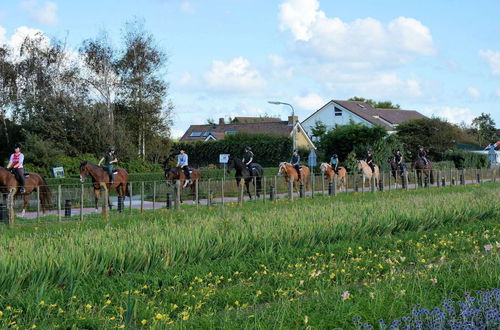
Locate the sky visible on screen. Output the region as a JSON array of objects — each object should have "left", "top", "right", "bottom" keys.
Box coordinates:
[{"left": 1, "top": 0, "right": 499, "bottom": 137}]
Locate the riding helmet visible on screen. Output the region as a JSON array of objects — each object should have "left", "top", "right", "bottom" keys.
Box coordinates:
[
  {"left": 333, "top": 154, "right": 338, "bottom": 158},
  {"left": 108, "top": 146, "right": 115, "bottom": 151},
  {"left": 245, "top": 146, "right": 252, "bottom": 151},
  {"left": 14, "top": 143, "right": 22, "bottom": 149},
  {"left": 418, "top": 145, "right": 423, "bottom": 149}
]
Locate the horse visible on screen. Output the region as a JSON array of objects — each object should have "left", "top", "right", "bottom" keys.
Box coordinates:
[
  {"left": 79, "top": 161, "right": 129, "bottom": 210},
  {"left": 319, "top": 163, "right": 347, "bottom": 191},
  {"left": 389, "top": 157, "right": 408, "bottom": 188},
  {"left": 164, "top": 166, "right": 201, "bottom": 203},
  {"left": 227, "top": 157, "right": 263, "bottom": 199},
  {"left": 0, "top": 167, "right": 52, "bottom": 216},
  {"left": 278, "top": 162, "right": 310, "bottom": 192},
  {"left": 356, "top": 160, "right": 380, "bottom": 188},
  {"left": 414, "top": 158, "right": 434, "bottom": 186}
]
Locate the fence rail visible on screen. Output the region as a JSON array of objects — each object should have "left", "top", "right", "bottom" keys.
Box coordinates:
[{"left": 0, "top": 167, "right": 497, "bottom": 225}]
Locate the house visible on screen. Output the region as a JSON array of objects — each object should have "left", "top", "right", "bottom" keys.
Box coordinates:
[
  {"left": 301, "top": 100, "right": 427, "bottom": 139},
  {"left": 180, "top": 117, "right": 316, "bottom": 150}
]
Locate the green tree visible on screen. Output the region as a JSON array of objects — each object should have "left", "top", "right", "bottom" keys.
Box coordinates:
[
  {"left": 471, "top": 113, "right": 497, "bottom": 146},
  {"left": 311, "top": 120, "right": 327, "bottom": 141},
  {"left": 396, "top": 117, "right": 464, "bottom": 161},
  {"left": 348, "top": 96, "right": 400, "bottom": 109}
]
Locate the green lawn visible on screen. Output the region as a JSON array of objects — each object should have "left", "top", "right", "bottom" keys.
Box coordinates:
[{"left": 0, "top": 183, "right": 498, "bottom": 329}]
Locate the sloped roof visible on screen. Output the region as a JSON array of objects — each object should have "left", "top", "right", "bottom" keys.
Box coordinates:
[
  {"left": 374, "top": 108, "right": 426, "bottom": 124},
  {"left": 180, "top": 121, "right": 293, "bottom": 142},
  {"left": 232, "top": 117, "right": 281, "bottom": 123}
]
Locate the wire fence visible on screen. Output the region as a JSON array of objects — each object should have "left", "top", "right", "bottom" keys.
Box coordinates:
[{"left": 0, "top": 167, "right": 498, "bottom": 225}]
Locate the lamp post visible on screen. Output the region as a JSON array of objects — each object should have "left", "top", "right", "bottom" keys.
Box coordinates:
[{"left": 268, "top": 101, "right": 296, "bottom": 153}]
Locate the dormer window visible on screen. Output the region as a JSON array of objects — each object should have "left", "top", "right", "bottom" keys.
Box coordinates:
[
  {"left": 334, "top": 107, "right": 342, "bottom": 116},
  {"left": 190, "top": 131, "right": 202, "bottom": 137}
]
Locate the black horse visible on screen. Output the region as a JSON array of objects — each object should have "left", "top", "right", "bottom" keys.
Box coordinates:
[
  {"left": 389, "top": 157, "right": 408, "bottom": 188},
  {"left": 227, "top": 157, "right": 263, "bottom": 199}
]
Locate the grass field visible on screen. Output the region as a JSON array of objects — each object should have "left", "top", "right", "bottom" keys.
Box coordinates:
[{"left": 0, "top": 183, "right": 499, "bottom": 328}]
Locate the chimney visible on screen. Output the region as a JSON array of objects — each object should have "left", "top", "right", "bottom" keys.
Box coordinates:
[
  {"left": 219, "top": 118, "right": 225, "bottom": 125},
  {"left": 288, "top": 115, "right": 298, "bottom": 126}
]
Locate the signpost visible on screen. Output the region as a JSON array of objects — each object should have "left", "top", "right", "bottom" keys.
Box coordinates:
[{"left": 308, "top": 150, "right": 317, "bottom": 198}]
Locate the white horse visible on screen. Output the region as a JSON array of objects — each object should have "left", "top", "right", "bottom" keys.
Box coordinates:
[{"left": 356, "top": 160, "right": 380, "bottom": 188}]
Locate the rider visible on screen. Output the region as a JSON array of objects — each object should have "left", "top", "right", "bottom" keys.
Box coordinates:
[
  {"left": 98, "top": 146, "right": 118, "bottom": 184},
  {"left": 417, "top": 145, "right": 429, "bottom": 167},
  {"left": 243, "top": 146, "right": 254, "bottom": 173},
  {"left": 291, "top": 149, "right": 301, "bottom": 181},
  {"left": 176, "top": 149, "right": 191, "bottom": 186},
  {"left": 6, "top": 143, "right": 25, "bottom": 193},
  {"left": 365, "top": 150, "right": 375, "bottom": 173},
  {"left": 330, "top": 153, "right": 339, "bottom": 174},
  {"left": 394, "top": 149, "right": 404, "bottom": 172}
]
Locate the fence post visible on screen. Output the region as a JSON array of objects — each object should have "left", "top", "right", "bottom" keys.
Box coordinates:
[
  {"left": 166, "top": 192, "right": 172, "bottom": 209},
  {"left": 238, "top": 180, "right": 244, "bottom": 206},
  {"left": 152, "top": 181, "right": 156, "bottom": 211},
  {"left": 299, "top": 183, "right": 305, "bottom": 198},
  {"left": 140, "top": 181, "right": 145, "bottom": 213},
  {"left": 354, "top": 175, "right": 359, "bottom": 192},
  {"left": 207, "top": 179, "right": 212, "bottom": 207},
  {"left": 379, "top": 173, "right": 384, "bottom": 191},
  {"left": 493, "top": 167, "right": 497, "bottom": 183},
  {"left": 0, "top": 202, "right": 7, "bottom": 224},
  {"left": 333, "top": 175, "right": 337, "bottom": 196},
  {"left": 57, "top": 185, "right": 61, "bottom": 222},
  {"left": 328, "top": 182, "right": 333, "bottom": 196},
  {"left": 129, "top": 182, "right": 133, "bottom": 214},
  {"left": 441, "top": 176, "right": 446, "bottom": 187},
  {"left": 321, "top": 174, "right": 325, "bottom": 196},
  {"left": 7, "top": 192, "right": 14, "bottom": 225},
  {"left": 436, "top": 171, "right": 440, "bottom": 187},
  {"left": 195, "top": 179, "right": 199, "bottom": 209},
  {"left": 270, "top": 185, "right": 276, "bottom": 201},
  {"left": 254, "top": 177, "right": 257, "bottom": 200},
  {"left": 460, "top": 169, "right": 465, "bottom": 185},
  {"left": 80, "top": 184, "right": 84, "bottom": 221},
  {"left": 263, "top": 177, "right": 266, "bottom": 203},
  {"left": 174, "top": 180, "right": 181, "bottom": 210},
  {"left": 101, "top": 185, "right": 108, "bottom": 218},
  {"left": 477, "top": 171, "right": 481, "bottom": 184},
  {"left": 311, "top": 173, "right": 315, "bottom": 198},
  {"left": 221, "top": 177, "right": 225, "bottom": 207},
  {"left": 288, "top": 180, "right": 293, "bottom": 201},
  {"left": 117, "top": 195, "right": 123, "bottom": 213},
  {"left": 451, "top": 170, "right": 456, "bottom": 185}
]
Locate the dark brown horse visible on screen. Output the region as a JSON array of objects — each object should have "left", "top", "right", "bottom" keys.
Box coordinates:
[
  {"left": 164, "top": 166, "right": 201, "bottom": 202},
  {"left": 389, "top": 157, "right": 408, "bottom": 188},
  {"left": 0, "top": 167, "right": 52, "bottom": 216},
  {"left": 79, "top": 161, "right": 129, "bottom": 210},
  {"left": 414, "top": 158, "right": 434, "bottom": 186}
]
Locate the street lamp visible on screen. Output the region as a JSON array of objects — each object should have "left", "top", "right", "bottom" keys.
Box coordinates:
[{"left": 268, "top": 101, "right": 296, "bottom": 153}]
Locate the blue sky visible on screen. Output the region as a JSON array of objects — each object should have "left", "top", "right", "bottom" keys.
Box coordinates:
[{"left": 1, "top": 0, "right": 499, "bottom": 137}]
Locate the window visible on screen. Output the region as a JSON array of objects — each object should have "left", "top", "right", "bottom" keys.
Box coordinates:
[
  {"left": 190, "top": 131, "right": 202, "bottom": 137},
  {"left": 334, "top": 107, "right": 342, "bottom": 116},
  {"left": 202, "top": 131, "right": 212, "bottom": 137},
  {"left": 224, "top": 129, "right": 237, "bottom": 134}
]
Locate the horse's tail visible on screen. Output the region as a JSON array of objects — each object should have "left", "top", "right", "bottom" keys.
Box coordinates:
[{"left": 38, "top": 175, "right": 52, "bottom": 213}]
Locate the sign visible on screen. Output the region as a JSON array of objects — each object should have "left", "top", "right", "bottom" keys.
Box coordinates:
[
  {"left": 308, "top": 150, "right": 317, "bottom": 167},
  {"left": 219, "top": 154, "right": 230, "bottom": 164},
  {"left": 51, "top": 164, "right": 65, "bottom": 178}
]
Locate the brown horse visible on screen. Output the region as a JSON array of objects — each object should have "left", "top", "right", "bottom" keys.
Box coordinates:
[
  {"left": 278, "top": 162, "right": 310, "bottom": 192},
  {"left": 414, "top": 158, "right": 434, "bottom": 186},
  {"left": 0, "top": 167, "right": 52, "bottom": 216},
  {"left": 319, "top": 163, "right": 347, "bottom": 191},
  {"left": 79, "top": 161, "right": 129, "bottom": 210},
  {"left": 164, "top": 166, "right": 201, "bottom": 202}
]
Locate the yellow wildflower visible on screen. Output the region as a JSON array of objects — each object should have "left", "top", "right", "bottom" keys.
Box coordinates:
[
  {"left": 256, "top": 290, "right": 262, "bottom": 296},
  {"left": 105, "top": 300, "right": 112, "bottom": 305},
  {"left": 141, "top": 319, "right": 148, "bottom": 325},
  {"left": 85, "top": 304, "right": 92, "bottom": 310},
  {"left": 156, "top": 313, "right": 163, "bottom": 320}
]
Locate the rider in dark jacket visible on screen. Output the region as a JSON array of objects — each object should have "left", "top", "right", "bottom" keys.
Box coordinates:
[
  {"left": 366, "top": 150, "right": 375, "bottom": 173},
  {"left": 98, "top": 146, "right": 118, "bottom": 184},
  {"left": 394, "top": 149, "right": 404, "bottom": 172},
  {"left": 243, "top": 147, "right": 254, "bottom": 173},
  {"left": 291, "top": 150, "right": 301, "bottom": 181}
]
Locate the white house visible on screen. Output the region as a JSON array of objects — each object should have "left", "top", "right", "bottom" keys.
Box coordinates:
[{"left": 301, "top": 100, "right": 427, "bottom": 140}]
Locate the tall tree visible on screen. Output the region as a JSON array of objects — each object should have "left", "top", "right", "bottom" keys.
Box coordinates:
[
  {"left": 348, "top": 96, "right": 400, "bottom": 109},
  {"left": 471, "top": 113, "right": 497, "bottom": 146},
  {"left": 117, "top": 20, "right": 173, "bottom": 160}
]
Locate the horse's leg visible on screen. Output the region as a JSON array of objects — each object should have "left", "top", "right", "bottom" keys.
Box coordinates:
[
  {"left": 22, "top": 193, "right": 28, "bottom": 217},
  {"left": 246, "top": 180, "right": 252, "bottom": 199},
  {"left": 94, "top": 188, "right": 100, "bottom": 210}
]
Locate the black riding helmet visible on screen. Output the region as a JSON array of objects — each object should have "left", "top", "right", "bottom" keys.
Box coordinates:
[
  {"left": 14, "top": 143, "right": 22, "bottom": 149},
  {"left": 108, "top": 146, "right": 115, "bottom": 152},
  {"left": 245, "top": 146, "right": 252, "bottom": 151},
  {"left": 332, "top": 154, "right": 338, "bottom": 158}
]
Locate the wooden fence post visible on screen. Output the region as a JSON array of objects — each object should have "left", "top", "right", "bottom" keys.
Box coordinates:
[
  {"left": 101, "top": 184, "right": 108, "bottom": 218},
  {"left": 140, "top": 181, "right": 145, "bottom": 213},
  {"left": 238, "top": 179, "right": 244, "bottom": 206},
  {"left": 152, "top": 181, "right": 156, "bottom": 211},
  {"left": 333, "top": 175, "right": 337, "bottom": 196},
  {"left": 80, "top": 184, "right": 84, "bottom": 221},
  {"left": 174, "top": 180, "right": 180, "bottom": 210},
  {"left": 195, "top": 179, "right": 199, "bottom": 209},
  {"left": 288, "top": 180, "right": 293, "bottom": 201},
  {"left": 129, "top": 182, "right": 133, "bottom": 214},
  {"left": 221, "top": 177, "right": 225, "bottom": 207},
  {"left": 7, "top": 192, "right": 14, "bottom": 225},
  {"left": 57, "top": 185, "right": 62, "bottom": 222}
]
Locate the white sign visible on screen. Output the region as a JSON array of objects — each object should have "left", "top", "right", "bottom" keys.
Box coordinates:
[{"left": 219, "top": 154, "right": 230, "bottom": 163}]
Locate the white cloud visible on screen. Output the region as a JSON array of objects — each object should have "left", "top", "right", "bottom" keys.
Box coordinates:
[
  {"left": 180, "top": 1, "right": 195, "bottom": 14},
  {"left": 421, "top": 106, "right": 476, "bottom": 124},
  {"left": 21, "top": 0, "right": 58, "bottom": 26},
  {"left": 5, "top": 26, "right": 50, "bottom": 61},
  {"left": 268, "top": 54, "right": 286, "bottom": 67},
  {"left": 466, "top": 87, "right": 481, "bottom": 100},
  {"left": 179, "top": 72, "right": 195, "bottom": 86},
  {"left": 496, "top": 88, "right": 500, "bottom": 98},
  {"left": 479, "top": 50, "right": 500, "bottom": 76},
  {"left": 293, "top": 93, "right": 326, "bottom": 111},
  {"left": 204, "top": 57, "right": 267, "bottom": 93},
  {"left": 278, "top": 0, "right": 435, "bottom": 66}
]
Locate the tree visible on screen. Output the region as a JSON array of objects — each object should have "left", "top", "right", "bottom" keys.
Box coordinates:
[
  {"left": 117, "top": 20, "right": 173, "bottom": 160},
  {"left": 396, "top": 117, "right": 465, "bottom": 161},
  {"left": 318, "top": 122, "right": 387, "bottom": 161},
  {"left": 471, "top": 113, "right": 497, "bottom": 146},
  {"left": 310, "top": 120, "right": 327, "bottom": 141},
  {"left": 348, "top": 96, "right": 400, "bottom": 109}
]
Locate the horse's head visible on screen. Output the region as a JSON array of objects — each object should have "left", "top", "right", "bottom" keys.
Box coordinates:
[
  {"left": 165, "top": 167, "right": 180, "bottom": 183},
  {"left": 319, "top": 163, "right": 329, "bottom": 173},
  {"left": 79, "top": 161, "right": 89, "bottom": 183},
  {"left": 277, "top": 162, "right": 287, "bottom": 176}
]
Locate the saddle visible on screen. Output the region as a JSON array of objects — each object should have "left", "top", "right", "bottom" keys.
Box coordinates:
[
  {"left": 23, "top": 173, "right": 30, "bottom": 178},
  {"left": 113, "top": 170, "right": 119, "bottom": 175}
]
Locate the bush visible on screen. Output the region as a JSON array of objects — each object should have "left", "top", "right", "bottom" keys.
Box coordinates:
[{"left": 443, "top": 149, "right": 490, "bottom": 169}]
